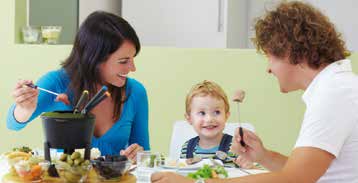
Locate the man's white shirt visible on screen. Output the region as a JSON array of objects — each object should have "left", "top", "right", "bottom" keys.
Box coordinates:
[{"left": 295, "top": 59, "right": 358, "bottom": 183}]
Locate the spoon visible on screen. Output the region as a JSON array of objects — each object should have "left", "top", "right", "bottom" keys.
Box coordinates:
[
  {"left": 216, "top": 150, "right": 235, "bottom": 162},
  {"left": 185, "top": 156, "right": 202, "bottom": 165},
  {"left": 215, "top": 151, "right": 252, "bottom": 174}
]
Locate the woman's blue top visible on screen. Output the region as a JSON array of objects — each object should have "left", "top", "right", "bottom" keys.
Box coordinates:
[{"left": 7, "top": 69, "right": 150, "bottom": 155}]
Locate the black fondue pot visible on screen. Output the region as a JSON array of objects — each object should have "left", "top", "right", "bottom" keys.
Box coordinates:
[{"left": 41, "top": 111, "right": 95, "bottom": 161}]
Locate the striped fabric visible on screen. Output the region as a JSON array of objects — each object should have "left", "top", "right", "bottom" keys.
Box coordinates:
[{"left": 180, "top": 134, "right": 238, "bottom": 167}]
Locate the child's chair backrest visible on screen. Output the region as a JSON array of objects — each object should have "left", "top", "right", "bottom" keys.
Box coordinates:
[{"left": 169, "top": 121, "right": 255, "bottom": 159}]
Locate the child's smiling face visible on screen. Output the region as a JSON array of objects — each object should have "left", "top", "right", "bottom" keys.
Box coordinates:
[{"left": 186, "top": 95, "right": 229, "bottom": 140}]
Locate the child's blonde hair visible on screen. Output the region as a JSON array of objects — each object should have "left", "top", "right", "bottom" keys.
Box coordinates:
[{"left": 185, "top": 80, "right": 230, "bottom": 115}]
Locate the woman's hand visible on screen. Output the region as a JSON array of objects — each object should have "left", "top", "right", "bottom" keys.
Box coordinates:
[
  {"left": 120, "top": 143, "right": 144, "bottom": 162},
  {"left": 12, "top": 80, "right": 38, "bottom": 122},
  {"left": 230, "top": 128, "right": 268, "bottom": 164},
  {"left": 151, "top": 172, "right": 194, "bottom": 183}
]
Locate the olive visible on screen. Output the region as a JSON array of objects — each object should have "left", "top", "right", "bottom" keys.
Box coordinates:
[
  {"left": 74, "top": 159, "right": 82, "bottom": 166},
  {"left": 71, "top": 152, "right": 81, "bottom": 160},
  {"left": 117, "top": 155, "right": 128, "bottom": 162},
  {"left": 60, "top": 153, "right": 68, "bottom": 161},
  {"left": 67, "top": 154, "right": 72, "bottom": 161},
  {"left": 67, "top": 158, "right": 74, "bottom": 166},
  {"left": 82, "top": 160, "right": 90, "bottom": 166}
]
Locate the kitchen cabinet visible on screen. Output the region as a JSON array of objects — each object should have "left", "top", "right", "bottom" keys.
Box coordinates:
[
  {"left": 20, "top": 0, "right": 357, "bottom": 50},
  {"left": 122, "top": 0, "right": 248, "bottom": 48}
]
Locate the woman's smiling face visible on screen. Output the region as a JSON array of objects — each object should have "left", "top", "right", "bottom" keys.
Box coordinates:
[{"left": 99, "top": 40, "right": 137, "bottom": 87}]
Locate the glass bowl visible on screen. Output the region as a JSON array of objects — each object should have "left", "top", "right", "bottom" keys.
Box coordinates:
[
  {"left": 22, "top": 26, "right": 41, "bottom": 44},
  {"left": 56, "top": 162, "right": 92, "bottom": 183},
  {"left": 92, "top": 159, "right": 132, "bottom": 181},
  {"left": 13, "top": 159, "right": 49, "bottom": 182},
  {"left": 41, "top": 26, "right": 62, "bottom": 44}
]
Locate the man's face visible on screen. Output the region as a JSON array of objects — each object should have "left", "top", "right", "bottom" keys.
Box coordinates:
[{"left": 266, "top": 54, "right": 302, "bottom": 93}]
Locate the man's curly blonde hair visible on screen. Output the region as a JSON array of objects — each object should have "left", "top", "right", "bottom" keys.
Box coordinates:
[{"left": 252, "top": 1, "right": 350, "bottom": 69}]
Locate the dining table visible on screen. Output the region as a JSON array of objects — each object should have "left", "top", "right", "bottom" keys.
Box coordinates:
[{"left": 0, "top": 163, "right": 267, "bottom": 183}]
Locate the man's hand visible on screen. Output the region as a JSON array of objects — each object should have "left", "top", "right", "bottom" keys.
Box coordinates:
[{"left": 231, "top": 128, "right": 267, "bottom": 164}]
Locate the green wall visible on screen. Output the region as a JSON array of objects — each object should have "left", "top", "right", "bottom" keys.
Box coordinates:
[
  {"left": 1, "top": 0, "right": 358, "bottom": 157},
  {"left": 14, "top": 0, "right": 26, "bottom": 43}
]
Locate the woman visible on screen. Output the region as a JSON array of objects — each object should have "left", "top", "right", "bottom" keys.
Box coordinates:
[
  {"left": 151, "top": 1, "right": 358, "bottom": 183},
  {"left": 7, "top": 11, "right": 149, "bottom": 160}
]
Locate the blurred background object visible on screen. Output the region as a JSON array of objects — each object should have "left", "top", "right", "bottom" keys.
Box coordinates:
[
  {"left": 21, "top": 26, "right": 40, "bottom": 44},
  {"left": 41, "top": 26, "right": 62, "bottom": 44}
]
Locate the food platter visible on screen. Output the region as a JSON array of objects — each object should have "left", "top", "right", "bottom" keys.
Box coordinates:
[{"left": 0, "top": 148, "right": 135, "bottom": 183}]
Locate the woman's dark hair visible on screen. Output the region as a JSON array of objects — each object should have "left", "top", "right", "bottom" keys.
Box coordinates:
[
  {"left": 252, "top": 1, "right": 350, "bottom": 69},
  {"left": 62, "top": 11, "right": 141, "bottom": 120}
]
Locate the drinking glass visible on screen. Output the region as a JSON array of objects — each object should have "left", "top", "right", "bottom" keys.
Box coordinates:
[
  {"left": 136, "top": 151, "right": 160, "bottom": 182},
  {"left": 41, "top": 26, "right": 62, "bottom": 44},
  {"left": 22, "top": 26, "right": 40, "bottom": 44}
]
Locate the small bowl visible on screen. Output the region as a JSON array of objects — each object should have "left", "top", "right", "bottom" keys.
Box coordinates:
[
  {"left": 41, "top": 26, "right": 62, "bottom": 44},
  {"left": 92, "top": 159, "right": 131, "bottom": 181},
  {"left": 13, "top": 160, "right": 49, "bottom": 182},
  {"left": 22, "top": 26, "right": 41, "bottom": 44},
  {"left": 57, "top": 164, "right": 92, "bottom": 183}
]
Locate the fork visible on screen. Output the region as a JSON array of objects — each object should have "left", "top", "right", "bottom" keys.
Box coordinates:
[{"left": 215, "top": 151, "right": 252, "bottom": 175}]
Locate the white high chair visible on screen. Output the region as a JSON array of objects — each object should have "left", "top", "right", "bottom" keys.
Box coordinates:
[{"left": 169, "top": 121, "right": 255, "bottom": 159}]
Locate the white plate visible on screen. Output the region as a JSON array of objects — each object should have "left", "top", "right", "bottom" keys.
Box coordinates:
[
  {"left": 160, "top": 159, "right": 223, "bottom": 171},
  {"left": 226, "top": 167, "right": 269, "bottom": 178}
]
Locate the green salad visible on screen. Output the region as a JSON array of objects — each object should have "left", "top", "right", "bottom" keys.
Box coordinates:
[{"left": 187, "top": 164, "right": 228, "bottom": 180}]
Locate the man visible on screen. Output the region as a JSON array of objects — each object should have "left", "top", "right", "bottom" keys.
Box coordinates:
[{"left": 151, "top": 1, "right": 358, "bottom": 183}]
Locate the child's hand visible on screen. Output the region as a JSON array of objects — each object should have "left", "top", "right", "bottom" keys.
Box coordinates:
[{"left": 234, "top": 155, "right": 255, "bottom": 169}]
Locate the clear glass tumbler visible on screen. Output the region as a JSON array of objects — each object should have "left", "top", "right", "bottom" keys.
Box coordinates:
[
  {"left": 22, "top": 26, "right": 40, "bottom": 44},
  {"left": 41, "top": 26, "right": 62, "bottom": 44},
  {"left": 136, "top": 151, "right": 160, "bottom": 182}
]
